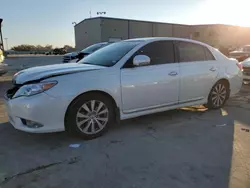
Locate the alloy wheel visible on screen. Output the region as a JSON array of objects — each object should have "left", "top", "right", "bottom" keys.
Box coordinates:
[
  {"left": 76, "top": 100, "right": 109, "bottom": 135},
  {"left": 211, "top": 83, "right": 227, "bottom": 107}
]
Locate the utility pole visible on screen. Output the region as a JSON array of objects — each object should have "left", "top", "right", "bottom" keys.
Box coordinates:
[
  {"left": 72, "top": 22, "right": 77, "bottom": 48},
  {"left": 4, "top": 38, "right": 8, "bottom": 50},
  {"left": 0, "top": 18, "right": 4, "bottom": 51}
]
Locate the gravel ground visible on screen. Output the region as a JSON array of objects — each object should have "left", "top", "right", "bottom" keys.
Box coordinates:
[{"left": 0, "top": 56, "right": 250, "bottom": 188}]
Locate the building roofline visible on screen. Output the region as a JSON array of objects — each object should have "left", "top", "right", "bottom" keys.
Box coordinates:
[
  {"left": 75, "top": 16, "right": 250, "bottom": 28},
  {"left": 74, "top": 17, "right": 100, "bottom": 27},
  {"left": 192, "top": 23, "right": 248, "bottom": 27},
  {"left": 75, "top": 16, "right": 191, "bottom": 27}
]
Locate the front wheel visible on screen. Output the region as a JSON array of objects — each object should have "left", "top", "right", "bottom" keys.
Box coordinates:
[
  {"left": 65, "top": 93, "right": 115, "bottom": 140},
  {"left": 205, "top": 81, "right": 229, "bottom": 109}
]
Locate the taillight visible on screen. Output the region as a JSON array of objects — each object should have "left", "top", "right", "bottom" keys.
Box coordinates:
[{"left": 236, "top": 62, "right": 243, "bottom": 71}]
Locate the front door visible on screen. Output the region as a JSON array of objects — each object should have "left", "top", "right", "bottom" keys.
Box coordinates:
[{"left": 121, "top": 41, "right": 179, "bottom": 113}]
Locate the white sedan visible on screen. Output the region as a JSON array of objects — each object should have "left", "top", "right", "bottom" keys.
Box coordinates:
[
  {"left": 240, "top": 57, "right": 250, "bottom": 82},
  {"left": 4, "top": 38, "right": 243, "bottom": 139}
]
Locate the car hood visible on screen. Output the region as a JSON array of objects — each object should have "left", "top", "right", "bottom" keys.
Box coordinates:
[{"left": 13, "top": 63, "right": 105, "bottom": 84}]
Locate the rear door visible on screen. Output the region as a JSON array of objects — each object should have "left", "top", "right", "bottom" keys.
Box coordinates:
[
  {"left": 176, "top": 41, "right": 218, "bottom": 103},
  {"left": 120, "top": 41, "right": 179, "bottom": 113}
]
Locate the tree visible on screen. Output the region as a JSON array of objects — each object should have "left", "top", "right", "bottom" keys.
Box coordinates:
[
  {"left": 35, "top": 45, "right": 43, "bottom": 51},
  {"left": 44, "top": 45, "right": 53, "bottom": 51},
  {"left": 63, "top": 45, "right": 75, "bottom": 52},
  {"left": 11, "top": 44, "right": 53, "bottom": 51},
  {"left": 11, "top": 44, "right": 36, "bottom": 51}
]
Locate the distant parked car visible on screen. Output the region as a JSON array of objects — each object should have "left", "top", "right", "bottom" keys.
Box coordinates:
[
  {"left": 45, "top": 51, "right": 53, "bottom": 55},
  {"left": 229, "top": 45, "right": 250, "bottom": 61},
  {"left": 240, "top": 57, "right": 250, "bottom": 83},
  {"left": 4, "top": 38, "right": 242, "bottom": 139},
  {"left": 62, "top": 51, "right": 80, "bottom": 63},
  {"left": 0, "top": 49, "right": 4, "bottom": 63},
  {"left": 63, "top": 42, "right": 110, "bottom": 63},
  {"left": 0, "top": 49, "right": 7, "bottom": 76},
  {"left": 0, "top": 63, "right": 7, "bottom": 76}
]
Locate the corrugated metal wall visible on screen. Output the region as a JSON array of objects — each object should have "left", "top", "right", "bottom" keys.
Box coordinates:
[
  {"left": 74, "top": 17, "right": 195, "bottom": 50},
  {"left": 99, "top": 18, "right": 191, "bottom": 42},
  {"left": 100, "top": 19, "right": 128, "bottom": 42},
  {"left": 75, "top": 17, "right": 192, "bottom": 50},
  {"left": 74, "top": 18, "right": 101, "bottom": 50},
  {"left": 129, "top": 21, "right": 153, "bottom": 38},
  {"left": 75, "top": 17, "right": 250, "bottom": 50},
  {"left": 152, "top": 23, "right": 173, "bottom": 37},
  {"left": 191, "top": 25, "right": 250, "bottom": 48}
]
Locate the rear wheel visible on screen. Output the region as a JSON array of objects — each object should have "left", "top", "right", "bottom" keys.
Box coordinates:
[
  {"left": 65, "top": 93, "right": 115, "bottom": 139},
  {"left": 205, "top": 81, "right": 229, "bottom": 109}
]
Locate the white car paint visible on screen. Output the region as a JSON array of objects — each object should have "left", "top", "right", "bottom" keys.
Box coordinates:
[
  {"left": 13, "top": 63, "right": 105, "bottom": 84},
  {"left": 241, "top": 57, "right": 250, "bottom": 81},
  {"left": 0, "top": 62, "right": 7, "bottom": 76},
  {"left": 4, "top": 37, "right": 243, "bottom": 133},
  {"left": 121, "top": 63, "right": 179, "bottom": 112}
]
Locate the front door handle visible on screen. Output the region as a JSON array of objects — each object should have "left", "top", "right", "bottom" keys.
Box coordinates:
[
  {"left": 168, "top": 71, "right": 178, "bottom": 76},
  {"left": 209, "top": 67, "right": 216, "bottom": 72}
]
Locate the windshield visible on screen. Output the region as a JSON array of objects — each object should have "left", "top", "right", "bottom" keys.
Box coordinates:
[
  {"left": 79, "top": 41, "right": 141, "bottom": 67},
  {"left": 81, "top": 43, "right": 108, "bottom": 54}
]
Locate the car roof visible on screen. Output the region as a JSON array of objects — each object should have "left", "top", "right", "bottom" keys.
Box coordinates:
[{"left": 124, "top": 37, "right": 211, "bottom": 47}]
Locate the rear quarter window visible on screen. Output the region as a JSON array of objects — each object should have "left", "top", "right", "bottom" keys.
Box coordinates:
[
  {"left": 204, "top": 47, "right": 216, "bottom": 60},
  {"left": 177, "top": 41, "right": 206, "bottom": 62}
]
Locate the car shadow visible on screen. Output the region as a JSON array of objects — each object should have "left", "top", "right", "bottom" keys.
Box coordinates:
[
  {"left": 0, "top": 106, "right": 236, "bottom": 188},
  {"left": 0, "top": 83, "right": 249, "bottom": 187}
]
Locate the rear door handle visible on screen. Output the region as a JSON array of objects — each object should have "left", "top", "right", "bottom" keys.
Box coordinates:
[
  {"left": 209, "top": 67, "right": 216, "bottom": 72},
  {"left": 168, "top": 71, "right": 178, "bottom": 76}
]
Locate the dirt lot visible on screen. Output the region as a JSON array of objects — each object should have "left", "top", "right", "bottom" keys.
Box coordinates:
[{"left": 0, "top": 56, "right": 250, "bottom": 188}]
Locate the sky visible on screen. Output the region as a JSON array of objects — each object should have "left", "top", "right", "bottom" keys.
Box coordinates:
[{"left": 1, "top": 0, "right": 250, "bottom": 48}]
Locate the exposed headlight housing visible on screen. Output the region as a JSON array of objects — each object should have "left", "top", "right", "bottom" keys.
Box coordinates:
[{"left": 13, "top": 81, "right": 57, "bottom": 98}]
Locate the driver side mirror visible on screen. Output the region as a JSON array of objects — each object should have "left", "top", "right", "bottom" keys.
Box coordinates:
[{"left": 133, "top": 55, "right": 151, "bottom": 67}]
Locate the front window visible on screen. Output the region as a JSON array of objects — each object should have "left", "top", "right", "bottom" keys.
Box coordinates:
[{"left": 79, "top": 41, "right": 141, "bottom": 67}]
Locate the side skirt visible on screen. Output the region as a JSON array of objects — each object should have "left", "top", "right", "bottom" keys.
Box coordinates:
[{"left": 120, "top": 98, "right": 207, "bottom": 120}]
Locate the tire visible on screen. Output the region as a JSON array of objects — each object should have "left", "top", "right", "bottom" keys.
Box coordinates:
[
  {"left": 65, "top": 93, "right": 115, "bottom": 140},
  {"left": 205, "top": 81, "right": 229, "bottom": 109}
]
